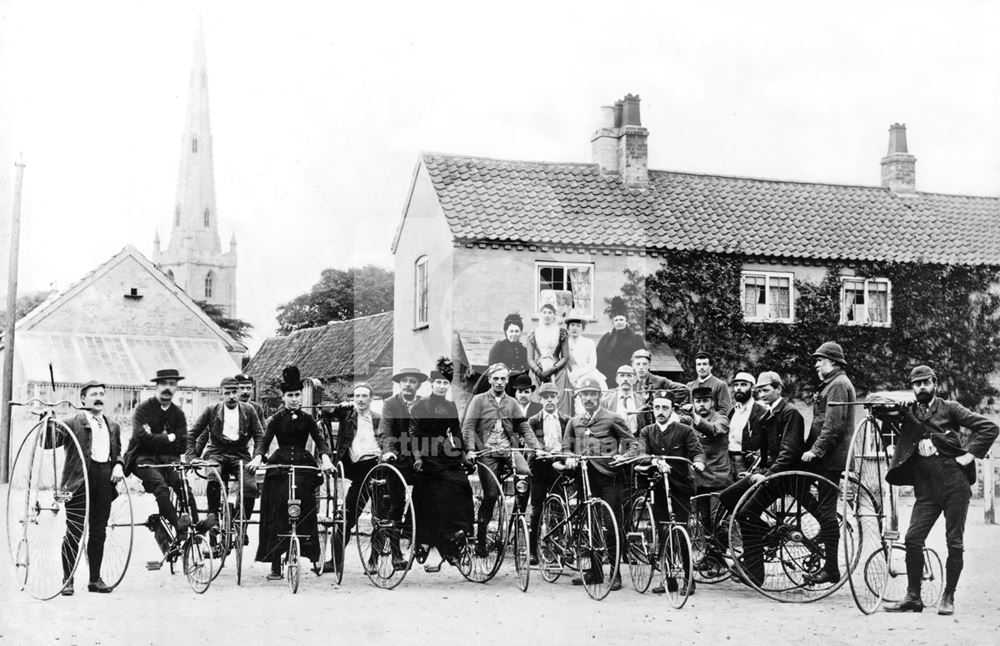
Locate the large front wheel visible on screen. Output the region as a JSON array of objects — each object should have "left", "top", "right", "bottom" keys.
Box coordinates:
[
  {"left": 458, "top": 463, "right": 506, "bottom": 583},
  {"left": 575, "top": 499, "right": 619, "bottom": 601},
  {"left": 355, "top": 463, "right": 416, "bottom": 590}
]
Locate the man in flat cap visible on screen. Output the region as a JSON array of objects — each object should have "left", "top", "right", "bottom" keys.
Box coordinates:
[
  {"left": 462, "top": 363, "right": 539, "bottom": 557},
  {"left": 124, "top": 368, "right": 197, "bottom": 538},
  {"left": 562, "top": 376, "right": 637, "bottom": 591},
  {"left": 727, "top": 372, "right": 768, "bottom": 481},
  {"left": 58, "top": 381, "right": 125, "bottom": 595},
  {"left": 186, "top": 376, "right": 265, "bottom": 532},
  {"left": 527, "top": 382, "right": 571, "bottom": 563},
  {"left": 878, "top": 365, "right": 998, "bottom": 615},
  {"left": 687, "top": 351, "right": 732, "bottom": 416},
  {"left": 601, "top": 364, "right": 642, "bottom": 435},
  {"left": 234, "top": 373, "right": 265, "bottom": 427}
]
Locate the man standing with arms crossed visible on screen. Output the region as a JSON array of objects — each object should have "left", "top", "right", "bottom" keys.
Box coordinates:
[{"left": 880, "top": 365, "right": 998, "bottom": 615}]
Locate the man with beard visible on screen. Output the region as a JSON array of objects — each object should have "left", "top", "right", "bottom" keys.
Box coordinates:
[
  {"left": 462, "top": 364, "right": 539, "bottom": 556},
  {"left": 799, "top": 341, "right": 855, "bottom": 585},
  {"left": 727, "top": 372, "right": 768, "bottom": 480},
  {"left": 562, "top": 376, "right": 636, "bottom": 591},
  {"left": 186, "top": 377, "right": 264, "bottom": 532},
  {"left": 234, "top": 373, "right": 265, "bottom": 426},
  {"left": 125, "top": 369, "right": 197, "bottom": 536},
  {"left": 635, "top": 390, "right": 706, "bottom": 594},
  {"left": 686, "top": 351, "right": 732, "bottom": 416},
  {"left": 596, "top": 296, "right": 646, "bottom": 389},
  {"left": 879, "top": 365, "right": 998, "bottom": 615},
  {"left": 57, "top": 381, "right": 125, "bottom": 595}
]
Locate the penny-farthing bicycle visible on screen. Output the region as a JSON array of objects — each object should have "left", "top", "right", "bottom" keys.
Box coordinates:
[
  {"left": 5, "top": 399, "right": 89, "bottom": 600},
  {"left": 837, "top": 400, "right": 943, "bottom": 614},
  {"left": 316, "top": 461, "right": 348, "bottom": 583},
  {"left": 356, "top": 462, "right": 417, "bottom": 589}
]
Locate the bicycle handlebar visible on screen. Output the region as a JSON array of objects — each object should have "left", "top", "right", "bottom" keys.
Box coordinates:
[
  {"left": 137, "top": 462, "right": 212, "bottom": 470},
  {"left": 829, "top": 400, "right": 903, "bottom": 408},
  {"left": 254, "top": 464, "right": 325, "bottom": 472},
  {"left": 617, "top": 454, "right": 696, "bottom": 467},
  {"left": 10, "top": 399, "right": 85, "bottom": 410},
  {"left": 470, "top": 447, "right": 537, "bottom": 458}
]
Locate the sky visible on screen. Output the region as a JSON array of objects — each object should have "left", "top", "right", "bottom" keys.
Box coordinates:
[{"left": 1, "top": 0, "right": 999, "bottom": 353}]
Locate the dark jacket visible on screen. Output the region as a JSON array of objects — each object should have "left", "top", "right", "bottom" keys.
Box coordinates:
[
  {"left": 636, "top": 421, "right": 705, "bottom": 496},
  {"left": 186, "top": 401, "right": 265, "bottom": 460},
  {"left": 255, "top": 408, "right": 330, "bottom": 464},
  {"left": 562, "top": 407, "right": 637, "bottom": 477},
  {"left": 461, "top": 391, "right": 540, "bottom": 452},
  {"left": 760, "top": 398, "right": 806, "bottom": 476},
  {"left": 124, "top": 397, "right": 187, "bottom": 475},
  {"left": 49, "top": 412, "right": 124, "bottom": 493},
  {"left": 595, "top": 327, "right": 645, "bottom": 389},
  {"left": 528, "top": 409, "right": 572, "bottom": 448},
  {"left": 409, "top": 394, "right": 466, "bottom": 473},
  {"left": 325, "top": 405, "right": 381, "bottom": 464},
  {"left": 727, "top": 400, "right": 768, "bottom": 455},
  {"left": 687, "top": 374, "right": 734, "bottom": 417},
  {"left": 686, "top": 409, "right": 731, "bottom": 489},
  {"left": 379, "top": 393, "right": 422, "bottom": 464},
  {"left": 806, "top": 368, "right": 856, "bottom": 473},
  {"left": 884, "top": 398, "right": 999, "bottom": 486}
]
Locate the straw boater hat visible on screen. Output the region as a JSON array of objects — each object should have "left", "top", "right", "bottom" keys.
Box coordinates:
[
  {"left": 564, "top": 309, "right": 587, "bottom": 326},
  {"left": 392, "top": 367, "right": 428, "bottom": 383},
  {"left": 151, "top": 368, "right": 184, "bottom": 383}
]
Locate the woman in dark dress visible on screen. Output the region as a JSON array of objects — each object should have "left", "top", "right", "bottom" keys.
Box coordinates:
[
  {"left": 410, "top": 358, "right": 474, "bottom": 568},
  {"left": 247, "top": 366, "right": 334, "bottom": 579},
  {"left": 472, "top": 313, "right": 530, "bottom": 398},
  {"left": 595, "top": 296, "right": 646, "bottom": 389}
]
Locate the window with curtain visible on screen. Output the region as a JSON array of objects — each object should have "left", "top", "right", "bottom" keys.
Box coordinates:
[
  {"left": 204, "top": 271, "right": 214, "bottom": 299},
  {"left": 840, "top": 277, "right": 891, "bottom": 326},
  {"left": 741, "top": 271, "right": 794, "bottom": 323},
  {"left": 537, "top": 262, "right": 594, "bottom": 318},
  {"left": 414, "top": 256, "right": 429, "bottom": 328}
]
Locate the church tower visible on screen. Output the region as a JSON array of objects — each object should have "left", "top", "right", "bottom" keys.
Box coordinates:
[{"left": 153, "top": 21, "right": 237, "bottom": 315}]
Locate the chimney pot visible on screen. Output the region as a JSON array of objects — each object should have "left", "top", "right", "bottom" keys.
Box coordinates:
[
  {"left": 887, "top": 123, "right": 909, "bottom": 154},
  {"left": 880, "top": 123, "right": 916, "bottom": 196},
  {"left": 599, "top": 105, "right": 616, "bottom": 129},
  {"left": 622, "top": 94, "right": 642, "bottom": 126},
  {"left": 614, "top": 100, "right": 624, "bottom": 128}
]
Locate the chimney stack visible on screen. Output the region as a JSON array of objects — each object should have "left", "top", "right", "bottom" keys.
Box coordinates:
[
  {"left": 880, "top": 123, "right": 916, "bottom": 196},
  {"left": 591, "top": 93, "right": 649, "bottom": 188}
]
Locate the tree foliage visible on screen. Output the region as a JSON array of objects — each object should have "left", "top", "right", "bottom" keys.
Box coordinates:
[
  {"left": 0, "top": 290, "right": 55, "bottom": 327},
  {"left": 195, "top": 300, "right": 254, "bottom": 344},
  {"left": 622, "top": 253, "right": 1000, "bottom": 410},
  {"left": 275, "top": 265, "right": 393, "bottom": 334}
]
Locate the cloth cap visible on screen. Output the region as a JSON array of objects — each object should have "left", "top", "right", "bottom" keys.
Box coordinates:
[
  {"left": 511, "top": 373, "right": 536, "bottom": 391},
  {"left": 353, "top": 381, "right": 374, "bottom": 395},
  {"left": 537, "top": 383, "right": 560, "bottom": 397},
  {"left": 234, "top": 373, "right": 253, "bottom": 384},
  {"left": 616, "top": 365, "right": 635, "bottom": 376},
  {"left": 219, "top": 377, "right": 239, "bottom": 389},
  {"left": 691, "top": 386, "right": 713, "bottom": 400},
  {"left": 754, "top": 371, "right": 784, "bottom": 389},
  {"left": 811, "top": 341, "right": 847, "bottom": 365},
  {"left": 392, "top": 367, "right": 428, "bottom": 383},
  {"left": 151, "top": 368, "right": 184, "bottom": 383},
  {"left": 486, "top": 362, "right": 510, "bottom": 377},
  {"left": 649, "top": 389, "right": 677, "bottom": 404},
  {"left": 575, "top": 376, "right": 603, "bottom": 393},
  {"left": 79, "top": 380, "right": 105, "bottom": 396},
  {"left": 695, "top": 351, "right": 713, "bottom": 362},
  {"left": 909, "top": 365, "right": 937, "bottom": 383},
  {"left": 732, "top": 372, "right": 756, "bottom": 385},
  {"left": 631, "top": 348, "right": 652, "bottom": 362}
]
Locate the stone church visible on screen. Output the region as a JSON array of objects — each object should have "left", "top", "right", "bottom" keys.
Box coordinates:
[{"left": 153, "top": 22, "right": 237, "bottom": 316}]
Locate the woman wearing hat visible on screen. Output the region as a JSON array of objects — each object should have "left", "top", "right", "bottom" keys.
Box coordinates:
[
  {"left": 596, "top": 296, "right": 646, "bottom": 389},
  {"left": 408, "top": 358, "right": 474, "bottom": 569},
  {"left": 247, "top": 366, "right": 334, "bottom": 579},
  {"left": 564, "top": 310, "right": 607, "bottom": 394},
  {"left": 525, "top": 298, "right": 572, "bottom": 414}
]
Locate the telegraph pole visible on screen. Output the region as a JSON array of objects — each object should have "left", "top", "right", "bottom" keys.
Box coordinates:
[{"left": 1, "top": 156, "right": 26, "bottom": 483}]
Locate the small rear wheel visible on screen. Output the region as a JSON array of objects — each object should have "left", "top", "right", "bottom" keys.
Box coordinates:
[
  {"left": 100, "top": 480, "right": 135, "bottom": 590},
  {"left": 513, "top": 515, "right": 530, "bottom": 592},
  {"left": 184, "top": 533, "right": 214, "bottom": 594},
  {"left": 661, "top": 524, "right": 694, "bottom": 609}
]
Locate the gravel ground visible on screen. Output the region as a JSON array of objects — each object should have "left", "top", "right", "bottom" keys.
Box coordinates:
[{"left": 2, "top": 490, "right": 999, "bottom": 646}]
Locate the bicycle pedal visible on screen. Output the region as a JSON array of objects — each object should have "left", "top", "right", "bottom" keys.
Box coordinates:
[{"left": 146, "top": 561, "right": 163, "bottom": 571}]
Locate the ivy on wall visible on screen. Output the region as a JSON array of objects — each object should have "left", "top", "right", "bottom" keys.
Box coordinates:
[{"left": 619, "top": 252, "right": 1000, "bottom": 410}]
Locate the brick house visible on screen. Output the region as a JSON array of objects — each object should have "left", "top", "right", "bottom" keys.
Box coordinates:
[
  {"left": 0, "top": 245, "right": 247, "bottom": 455},
  {"left": 391, "top": 94, "right": 1000, "bottom": 410}
]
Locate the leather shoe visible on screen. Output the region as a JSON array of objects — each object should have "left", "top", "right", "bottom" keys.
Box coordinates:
[
  {"left": 884, "top": 592, "right": 924, "bottom": 613},
  {"left": 651, "top": 584, "right": 665, "bottom": 594},
  {"left": 610, "top": 575, "right": 622, "bottom": 591},
  {"left": 938, "top": 591, "right": 954, "bottom": 616},
  {"left": 87, "top": 579, "right": 113, "bottom": 593},
  {"left": 804, "top": 570, "right": 840, "bottom": 586},
  {"left": 392, "top": 558, "right": 410, "bottom": 572},
  {"left": 61, "top": 579, "right": 74, "bottom": 596}
]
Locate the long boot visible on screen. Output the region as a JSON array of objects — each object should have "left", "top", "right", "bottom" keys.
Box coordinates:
[{"left": 938, "top": 589, "right": 955, "bottom": 616}]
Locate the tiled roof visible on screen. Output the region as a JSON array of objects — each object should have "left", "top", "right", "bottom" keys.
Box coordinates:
[
  {"left": 421, "top": 153, "right": 1000, "bottom": 265},
  {"left": 366, "top": 367, "right": 395, "bottom": 398},
  {"left": 16, "top": 332, "right": 239, "bottom": 389},
  {"left": 246, "top": 312, "right": 393, "bottom": 392}
]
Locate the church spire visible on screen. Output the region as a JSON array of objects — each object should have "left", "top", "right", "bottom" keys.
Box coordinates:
[{"left": 157, "top": 19, "right": 237, "bottom": 316}]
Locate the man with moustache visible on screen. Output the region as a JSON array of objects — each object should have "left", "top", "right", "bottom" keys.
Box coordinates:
[
  {"left": 512, "top": 372, "right": 543, "bottom": 419},
  {"left": 632, "top": 349, "right": 689, "bottom": 412},
  {"left": 562, "top": 376, "right": 636, "bottom": 591},
  {"left": 234, "top": 373, "right": 265, "bottom": 426},
  {"left": 727, "top": 372, "right": 768, "bottom": 480},
  {"left": 686, "top": 351, "right": 732, "bottom": 416},
  {"left": 462, "top": 363, "right": 539, "bottom": 557},
  {"left": 57, "top": 381, "right": 125, "bottom": 595},
  {"left": 186, "top": 377, "right": 265, "bottom": 530},
  {"left": 879, "top": 365, "right": 998, "bottom": 615},
  {"left": 636, "top": 391, "right": 706, "bottom": 594},
  {"left": 377, "top": 367, "right": 427, "bottom": 571},
  {"left": 527, "top": 382, "right": 571, "bottom": 563},
  {"left": 125, "top": 369, "right": 197, "bottom": 536},
  {"left": 601, "top": 365, "right": 642, "bottom": 435},
  {"left": 799, "top": 341, "right": 855, "bottom": 585}
]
